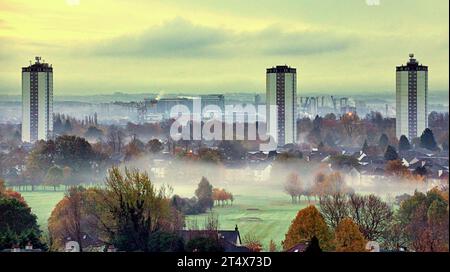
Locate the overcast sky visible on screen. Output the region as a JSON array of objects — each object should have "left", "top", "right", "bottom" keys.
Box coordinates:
[{"left": 0, "top": 0, "right": 448, "bottom": 95}]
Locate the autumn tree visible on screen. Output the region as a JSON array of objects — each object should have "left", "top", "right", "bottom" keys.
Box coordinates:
[
  {"left": 385, "top": 159, "right": 409, "bottom": 177},
  {"left": 322, "top": 172, "right": 353, "bottom": 195},
  {"left": 268, "top": 239, "right": 277, "bottom": 252},
  {"left": 284, "top": 173, "right": 303, "bottom": 204},
  {"left": 0, "top": 179, "right": 26, "bottom": 205},
  {"left": 124, "top": 138, "right": 145, "bottom": 160},
  {"left": 283, "top": 205, "right": 333, "bottom": 251},
  {"left": 48, "top": 186, "right": 90, "bottom": 251},
  {"left": 212, "top": 188, "right": 233, "bottom": 207},
  {"left": 334, "top": 218, "right": 366, "bottom": 252},
  {"left": 242, "top": 233, "right": 263, "bottom": 252},
  {"left": 397, "top": 189, "right": 449, "bottom": 252}
]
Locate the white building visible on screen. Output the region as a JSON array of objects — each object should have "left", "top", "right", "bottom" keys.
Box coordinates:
[
  {"left": 266, "top": 65, "right": 297, "bottom": 147},
  {"left": 22, "top": 57, "right": 53, "bottom": 143},
  {"left": 396, "top": 54, "right": 428, "bottom": 140}
]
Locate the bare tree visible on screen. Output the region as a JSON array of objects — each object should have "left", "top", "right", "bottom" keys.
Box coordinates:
[
  {"left": 348, "top": 194, "right": 393, "bottom": 241},
  {"left": 319, "top": 193, "right": 349, "bottom": 229}
]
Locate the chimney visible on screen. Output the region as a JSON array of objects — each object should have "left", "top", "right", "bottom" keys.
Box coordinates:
[{"left": 235, "top": 225, "right": 239, "bottom": 232}]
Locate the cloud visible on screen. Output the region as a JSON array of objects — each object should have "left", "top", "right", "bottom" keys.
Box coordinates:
[
  {"left": 89, "top": 18, "right": 355, "bottom": 59},
  {"left": 92, "top": 18, "right": 232, "bottom": 58}
]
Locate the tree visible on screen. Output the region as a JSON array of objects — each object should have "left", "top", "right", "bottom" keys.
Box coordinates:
[
  {"left": 242, "top": 233, "right": 263, "bottom": 252},
  {"left": 0, "top": 179, "right": 26, "bottom": 205},
  {"left": 147, "top": 231, "right": 185, "bottom": 252},
  {"left": 334, "top": 218, "right": 366, "bottom": 252},
  {"left": 347, "top": 194, "right": 393, "bottom": 241},
  {"left": 384, "top": 145, "right": 399, "bottom": 161},
  {"left": 48, "top": 186, "right": 88, "bottom": 251},
  {"left": 44, "top": 166, "right": 64, "bottom": 191},
  {"left": 378, "top": 134, "right": 389, "bottom": 150},
  {"left": 0, "top": 196, "right": 46, "bottom": 250},
  {"left": 124, "top": 138, "right": 145, "bottom": 160},
  {"left": 268, "top": 239, "right": 277, "bottom": 252},
  {"left": 319, "top": 172, "right": 353, "bottom": 197},
  {"left": 282, "top": 205, "right": 333, "bottom": 251},
  {"left": 341, "top": 112, "right": 359, "bottom": 139},
  {"left": 420, "top": 128, "right": 438, "bottom": 151},
  {"left": 98, "top": 167, "right": 181, "bottom": 252},
  {"left": 195, "top": 177, "right": 214, "bottom": 212},
  {"left": 146, "top": 139, "right": 163, "bottom": 153},
  {"left": 319, "top": 193, "right": 349, "bottom": 229},
  {"left": 398, "top": 135, "right": 411, "bottom": 151},
  {"left": 284, "top": 173, "right": 302, "bottom": 204},
  {"left": 397, "top": 189, "right": 448, "bottom": 252}
]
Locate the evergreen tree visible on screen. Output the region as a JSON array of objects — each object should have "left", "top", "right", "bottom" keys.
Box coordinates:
[
  {"left": 420, "top": 128, "right": 438, "bottom": 151},
  {"left": 384, "top": 145, "right": 398, "bottom": 161},
  {"left": 398, "top": 135, "right": 411, "bottom": 151}
]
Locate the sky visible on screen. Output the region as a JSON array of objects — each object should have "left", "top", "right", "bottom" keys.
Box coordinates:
[{"left": 0, "top": 0, "right": 448, "bottom": 96}]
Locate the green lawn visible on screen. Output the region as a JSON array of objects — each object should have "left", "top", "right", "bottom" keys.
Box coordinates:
[
  {"left": 21, "top": 191, "right": 306, "bottom": 251},
  {"left": 21, "top": 191, "right": 65, "bottom": 231},
  {"left": 189, "top": 195, "right": 308, "bottom": 251}
]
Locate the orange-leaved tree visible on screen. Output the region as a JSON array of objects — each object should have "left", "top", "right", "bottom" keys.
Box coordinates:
[
  {"left": 282, "top": 205, "right": 334, "bottom": 251},
  {"left": 334, "top": 218, "right": 367, "bottom": 252}
]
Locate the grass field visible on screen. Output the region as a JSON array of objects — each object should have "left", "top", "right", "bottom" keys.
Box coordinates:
[
  {"left": 20, "top": 191, "right": 305, "bottom": 250},
  {"left": 187, "top": 195, "right": 307, "bottom": 250},
  {"left": 21, "top": 191, "right": 65, "bottom": 231}
]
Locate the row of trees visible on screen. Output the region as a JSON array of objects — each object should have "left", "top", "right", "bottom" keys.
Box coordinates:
[
  {"left": 282, "top": 205, "right": 366, "bottom": 252},
  {"left": 284, "top": 171, "right": 353, "bottom": 204},
  {"left": 282, "top": 185, "right": 449, "bottom": 252},
  {"left": 212, "top": 188, "right": 234, "bottom": 206}
]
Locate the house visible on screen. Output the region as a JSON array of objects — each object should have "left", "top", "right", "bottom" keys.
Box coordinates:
[{"left": 180, "top": 225, "right": 250, "bottom": 252}]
